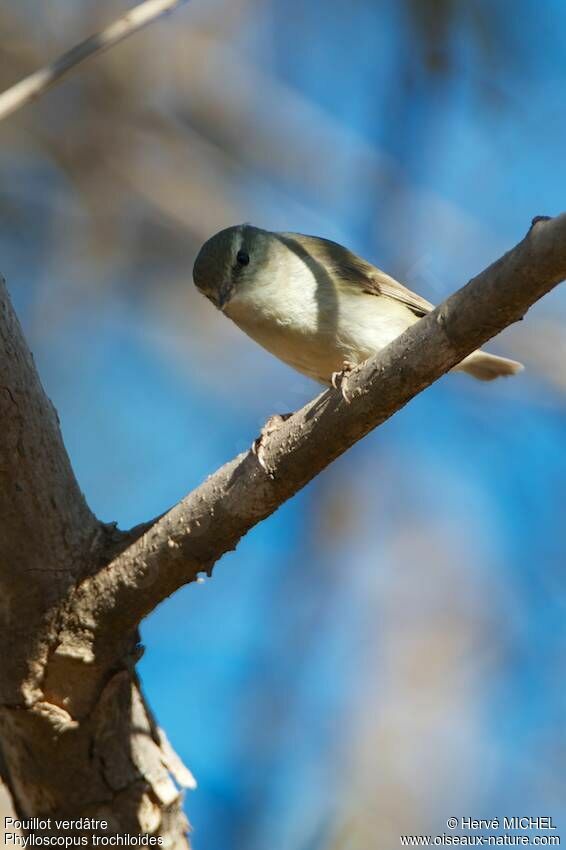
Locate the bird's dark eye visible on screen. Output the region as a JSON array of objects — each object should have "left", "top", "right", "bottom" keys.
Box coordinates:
[{"left": 236, "top": 249, "right": 249, "bottom": 266}]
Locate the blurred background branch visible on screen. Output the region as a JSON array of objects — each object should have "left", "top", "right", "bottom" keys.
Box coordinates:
[{"left": 0, "top": 0, "right": 188, "bottom": 121}]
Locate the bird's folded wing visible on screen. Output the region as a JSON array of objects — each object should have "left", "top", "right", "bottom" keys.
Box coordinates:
[
  {"left": 364, "top": 269, "right": 434, "bottom": 317},
  {"left": 294, "top": 233, "right": 435, "bottom": 318}
]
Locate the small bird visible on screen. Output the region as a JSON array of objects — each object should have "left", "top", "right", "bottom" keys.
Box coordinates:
[{"left": 193, "top": 224, "right": 523, "bottom": 387}]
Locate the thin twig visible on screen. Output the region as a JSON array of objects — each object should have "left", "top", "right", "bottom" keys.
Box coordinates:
[{"left": 0, "top": 0, "right": 189, "bottom": 122}]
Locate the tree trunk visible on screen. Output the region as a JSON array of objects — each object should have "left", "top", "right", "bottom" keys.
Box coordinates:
[{"left": 0, "top": 278, "right": 191, "bottom": 846}]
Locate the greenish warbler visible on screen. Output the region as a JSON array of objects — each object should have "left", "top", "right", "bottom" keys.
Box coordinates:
[{"left": 193, "top": 224, "right": 523, "bottom": 385}]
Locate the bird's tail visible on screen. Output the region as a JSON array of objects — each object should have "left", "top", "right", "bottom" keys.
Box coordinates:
[{"left": 454, "top": 350, "right": 524, "bottom": 381}]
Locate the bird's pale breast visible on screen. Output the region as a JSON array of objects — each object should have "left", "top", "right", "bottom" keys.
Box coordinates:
[{"left": 223, "top": 251, "right": 418, "bottom": 384}]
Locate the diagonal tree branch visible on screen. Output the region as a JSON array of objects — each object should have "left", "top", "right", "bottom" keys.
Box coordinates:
[
  {"left": 66, "top": 212, "right": 566, "bottom": 650},
  {"left": 0, "top": 0, "right": 189, "bottom": 123}
]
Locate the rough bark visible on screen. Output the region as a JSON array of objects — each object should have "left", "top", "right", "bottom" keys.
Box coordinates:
[
  {"left": 0, "top": 278, "right": 192, "bottom": 846},
  {"left": 0, "top": 213, "right": 565, "bottom": 843}
]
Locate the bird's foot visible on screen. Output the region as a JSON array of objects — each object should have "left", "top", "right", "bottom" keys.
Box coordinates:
[
  {"left": 331, "top": 361, "right": 356, "bottom": 404},
  {"left": 252, "top": 413, "right": 293, "bottom": 475}
]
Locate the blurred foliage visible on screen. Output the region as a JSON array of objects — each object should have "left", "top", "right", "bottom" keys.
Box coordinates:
[{"left": 0, "top": 0, "right": 520, "bottom": 294}]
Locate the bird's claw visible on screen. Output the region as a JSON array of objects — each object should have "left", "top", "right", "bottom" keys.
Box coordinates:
[
  {"left": 252, "top": 413, "right": 293, "bottom": 475},
  {"left": 331, "top": 361, "right": 356, "bottom": 404}
]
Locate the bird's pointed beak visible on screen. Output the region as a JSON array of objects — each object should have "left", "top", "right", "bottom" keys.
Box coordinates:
[{"left": 217, "top": 279, "right": 234, "bottom": 310}]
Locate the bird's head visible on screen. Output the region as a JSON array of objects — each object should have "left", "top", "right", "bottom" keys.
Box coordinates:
[{"left": 193, "top": 223, "right": 270, "bottom": 310}]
